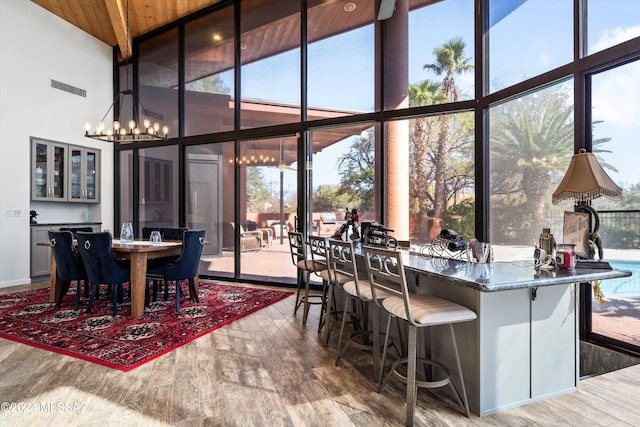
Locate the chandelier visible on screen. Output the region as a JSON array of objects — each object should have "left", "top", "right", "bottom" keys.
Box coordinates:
[
  {"left": 83, "top": 0, "right": 168, "bottom": 143},
  {"left": 229, "top": 154, "right": 277, "bottom": 166},
  {"left": 84, "top": 90, "right": 169, "bottom": 143}
]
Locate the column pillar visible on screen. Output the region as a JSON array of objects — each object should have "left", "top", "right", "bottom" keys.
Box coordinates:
[{"left": 382, "top": 0, "right": 409, "bottom": 241}]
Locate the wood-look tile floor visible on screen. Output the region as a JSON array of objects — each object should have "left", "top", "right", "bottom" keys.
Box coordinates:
[{"left": 1, "top": 280, "right": 640, "bottom": 426}]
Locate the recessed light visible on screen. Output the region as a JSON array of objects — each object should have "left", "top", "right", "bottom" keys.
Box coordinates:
[
  {"left": 212, "top": 33, "right": 222, "bottom": 42},
  {"left": 344, "top": 3, "right": 356, "bottom": 12}
]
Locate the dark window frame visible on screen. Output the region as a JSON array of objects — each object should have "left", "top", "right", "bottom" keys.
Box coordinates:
[{"left": 111, "top": 0, "right": 640, "bottom": 354}]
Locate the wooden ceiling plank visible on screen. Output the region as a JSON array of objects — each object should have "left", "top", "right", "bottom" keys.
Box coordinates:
[{"left": 103, "top": 0, "right": 130, "bottom": 58}]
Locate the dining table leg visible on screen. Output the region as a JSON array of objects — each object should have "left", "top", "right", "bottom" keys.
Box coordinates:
[
  {"left": 192, "top": 276, "right": 200, "bottom": 299},
  {"left": 49, "top": 256, "right": 64, "bottom": 304},
  {"left": 129, "top": 252, "right": 148, "bottom": 317}
]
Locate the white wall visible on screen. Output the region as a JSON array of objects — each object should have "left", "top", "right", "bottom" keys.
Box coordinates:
[{"left": 0, "top": 1, "right": 114, "bottom": 287}]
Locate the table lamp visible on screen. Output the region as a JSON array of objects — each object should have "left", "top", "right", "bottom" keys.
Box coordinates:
[{"left": 551, "top": 149, "right": 622, "bottom": 266}]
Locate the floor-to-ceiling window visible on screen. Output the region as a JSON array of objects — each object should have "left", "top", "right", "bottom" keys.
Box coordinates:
[
  {"left": 488, "top": 80, "right": 575, "bottom": 259},
  {"left": 241, "top": 0, "right": 301, "bottom": 128},
  {"left": 138, "top": 145, "right": 179, "bottom": 232},
  {"left": 185, "top": 142, "right": 234, "bottom": 276},
  {"left": 487, "top": 0, "right": 572, "bottom": 94},
  {"left": 117, "top": 149, "right": 134, "bottom": 234},
  {"left": 238, "top": 135, "right": 298, "bottom": 283},
  {"left": 404, "top": 111, "right": 476, "bottom": 243},
  {"left": 184, "top": 6, "right": 235, "bottom": 136},
  {"left": 308, "top": 0, "right": 374, "bottom": 115},
  {"left": 586, "top": 0, "right": 640, "bottom": 56},
  {"left": 308, "top": 123, "right": 379, "bottom": 238},
  {"left": 387, "top": 0, "right": 476, "bottom": 242},
  {"left": 585, "top": 59, "right": 640, "bottom": 351},
  {"left": 138, "top": 28, "right": 179, "bottom": 139},
  {"left": 113, "top": 0, "right": 640, "bottom": 354}
]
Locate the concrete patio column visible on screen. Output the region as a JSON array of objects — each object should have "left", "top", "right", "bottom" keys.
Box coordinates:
[{"left": 383, "top": 0, "right": 409, "bottom": 241}]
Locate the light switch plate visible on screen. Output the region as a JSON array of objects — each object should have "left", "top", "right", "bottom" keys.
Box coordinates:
[{"left": 4, "top": 209, "right": 21, "bottom": 217}]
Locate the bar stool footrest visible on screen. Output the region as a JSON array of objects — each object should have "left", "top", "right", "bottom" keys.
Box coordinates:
[
  {"left": 295, "top": 293, "right": 325, "bottom": 311},
  {"left": 385, "top": 357, "right": 452, "bottom": 390},
  {"left": 348, "top": 330, "right": 395, "bottom": 352}
]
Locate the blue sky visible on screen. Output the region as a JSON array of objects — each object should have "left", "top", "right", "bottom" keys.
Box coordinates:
[{"left": 240, "top": 0, "right": 640, "bottom": 190}]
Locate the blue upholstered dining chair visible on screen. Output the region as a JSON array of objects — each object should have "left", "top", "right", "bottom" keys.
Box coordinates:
[
  {"left": 146, "top": 229, "right": 206, "bottom": 312},
  {"left": 76, "top": 231, "right": 131, "bottom": 316},
  {"left": 145, "top": 227, "right": 188, "bottom": 302},
  {"left": 59, "top": 226, "right": 94, "bottom": 238},
  {"left": 142, "top": 226, "right": 162, "bottom": 239},
  {"left": 48, "top": 230, "right": 89, "bottom": 310},
  {"left": 142, "top": 226, "right": 188, "bottom": 241},
  {"left": 161, "top": 227, "right": 188, "bottom": 241}
]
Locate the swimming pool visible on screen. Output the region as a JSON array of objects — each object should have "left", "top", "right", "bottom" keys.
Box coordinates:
[{"left": 598, "top": 260, "right": 640, "bottom": 297}]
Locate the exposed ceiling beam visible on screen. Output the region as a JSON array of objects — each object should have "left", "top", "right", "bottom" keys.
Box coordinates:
[{"left": 103, "top": 0, "right": 130, "bottom": 58}]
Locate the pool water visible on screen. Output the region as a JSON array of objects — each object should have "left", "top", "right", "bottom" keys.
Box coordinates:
[{"left": 599, "top": 260, "right": 640, "bottom": 297}]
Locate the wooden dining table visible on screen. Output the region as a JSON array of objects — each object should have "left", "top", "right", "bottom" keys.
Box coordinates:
[{"left": 45, "top": 239, "right": 185, "bottom": 317}]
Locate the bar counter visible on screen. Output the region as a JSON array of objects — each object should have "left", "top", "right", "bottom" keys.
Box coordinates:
[
  {"left": 354, "top": 243, "right": 632, "bottom": 416},
  {"left": 399, "top": 251, "right": 630, "bottom": 291}
]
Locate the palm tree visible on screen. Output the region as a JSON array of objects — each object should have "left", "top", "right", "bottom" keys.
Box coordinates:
[
  {"left": 409, "top": 79, "right": 445, "bottom": 108},
  {"left": 490, "top": 87, "right": 576, "bottom": 238},
  {"left": 409, "top": 80, "right": 444, "bottom": 238},
  {"left": 423, "top": 37, "right": 473, "bottom": 223},
  {"left": 424, "top": 37, "right": 473, "bottom": 104}
]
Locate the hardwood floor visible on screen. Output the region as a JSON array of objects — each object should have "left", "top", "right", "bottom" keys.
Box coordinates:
[{"left": 1, "top": 280, "right": 640, "bottom": 426}]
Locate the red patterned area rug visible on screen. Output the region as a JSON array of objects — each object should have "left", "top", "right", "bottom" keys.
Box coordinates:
[{"left": 0, "top": 282, "right": 291, "bottom": 371}]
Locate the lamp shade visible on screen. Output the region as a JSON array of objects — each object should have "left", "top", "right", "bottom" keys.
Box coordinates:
[{"left": 552, "top": 150, "right": 622, "bottom": 204}]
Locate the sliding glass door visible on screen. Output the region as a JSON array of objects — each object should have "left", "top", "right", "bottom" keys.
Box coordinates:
[{"left": 238, "top": 136, "right": 298, "bottom": 284}]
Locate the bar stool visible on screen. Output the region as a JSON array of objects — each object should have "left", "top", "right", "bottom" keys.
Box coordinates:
[
  {"left": 320, "top": 238, "right": 364, "bottom": 346},
  {"left": 308, "top": 235, "right": 332, "bottom": 333},
  {"left": 332, "top": 239, "right": 397, "bottom": 372},
  {"left": 288, "top": 232, "right": 328, "bottom": 326},
  {"left": 363, "top": 246, "right": 477, "bottom": 426}
]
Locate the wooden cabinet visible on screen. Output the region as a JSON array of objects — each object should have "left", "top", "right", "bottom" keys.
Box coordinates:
[
  {"left": 69, "top": 146, "right": 100, "bottom": 203},
  {"left": 30, "top": 224, "right": 101, "bottom": 278},
  {"left": 30, "top": 226, "right": 52, "bottom": 278},
  {"left": 31, "top": 138, "right": 67, "bottom": 201},
  {"left": 31, "top": 137, "right": 100, "bottom": 203}
]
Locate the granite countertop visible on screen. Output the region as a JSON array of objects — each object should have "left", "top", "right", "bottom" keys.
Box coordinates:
[
  {"left": 402, "top": 253, "right": 632, "bottom": 292},
  {"left": 354, "top": 243, "right": 633, "bottom": 292}
]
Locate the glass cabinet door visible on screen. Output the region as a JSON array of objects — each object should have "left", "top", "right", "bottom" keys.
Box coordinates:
[
  {"left": 70, "top": 148, "right": 82, "bottom": 200},
  {"left": 32, "top": 138, "right": 98, "bottom": 202},
  {"left": 52, "top": 144, "right": 65, "bottom": 199},
  {"left": 31, "top": 139, "right": 66, "bottom": 201},
  {"left": 85, "top": 149, "right": 98, "bottom": 201},
  {"left": 69, "top": 146, "right": 100, "bottom": 203},
  {"left": 33, "top": 142, "right": 49, "bottom": 199}
]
